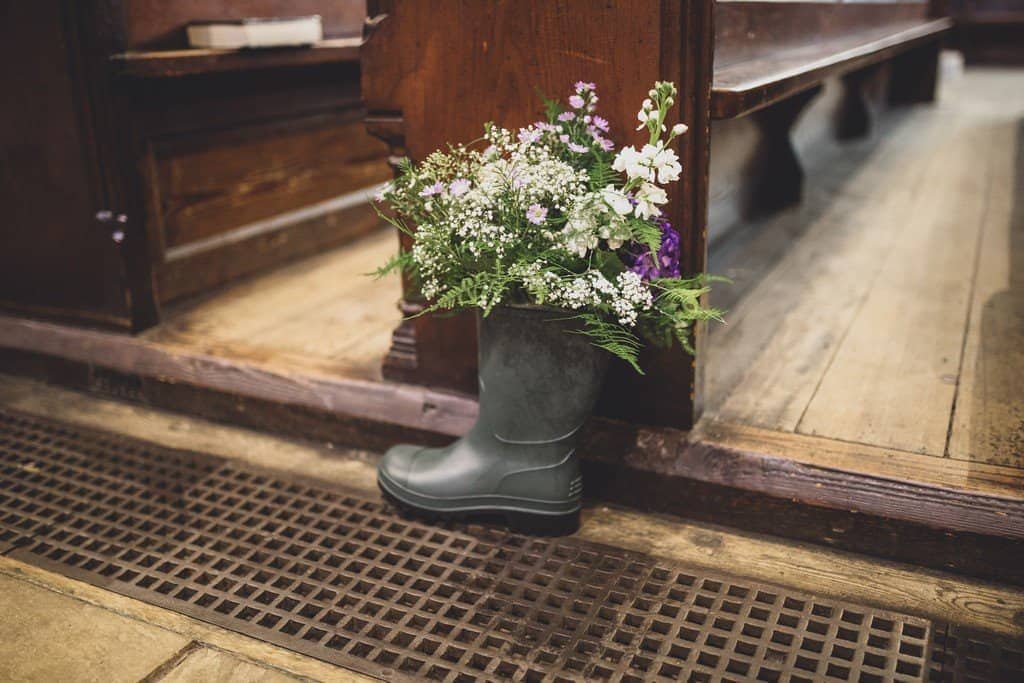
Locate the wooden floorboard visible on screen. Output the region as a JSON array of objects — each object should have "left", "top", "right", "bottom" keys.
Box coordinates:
[
  {"left": 148, "top": 227, "right": 401, "bottom": 381},
  {"left": 797, "top": 109, "right": 991, "bottom": 454},
  {"left": 708, "top": 111, "right": 941, "bottom": 428},
  {"left": 708, "top": 66, "right": 1024, "bottom": 465},
  {"left": 947, "top": 112, "right": 1024, "bottom": 466}
]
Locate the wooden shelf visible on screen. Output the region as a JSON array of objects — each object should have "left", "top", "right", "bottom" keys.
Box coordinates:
[
  {"left": 711, "top": 18, "right": 952, "bottom": 119},
  {"left": 110, "top": 37, "right": 362, "bottom": 79}
]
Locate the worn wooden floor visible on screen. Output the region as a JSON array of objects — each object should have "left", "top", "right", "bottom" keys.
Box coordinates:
[
  {"left": 706, "top": 66, "right": 1024, "bottom": 469},
  {"left": 146, "top": 227, "right": 402, "bottom": 382}
]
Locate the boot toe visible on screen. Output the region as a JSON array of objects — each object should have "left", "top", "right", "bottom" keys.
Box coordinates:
[{"left": 378, "top": 443, "right": 421, "bottom": 488}]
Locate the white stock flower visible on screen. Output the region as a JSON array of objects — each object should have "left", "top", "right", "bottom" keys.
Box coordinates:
[
  {"left": 651, "top": 145, "right": 682, "bottom": 183},
  {"left": 634, "top": 182, "right": 667, "bottom": 219},
  {"left": 611, "top": 146, "right": 649, "bottom": 182},
  {"left": 600, "top": 188, "right": 633, "bottom": 216}
]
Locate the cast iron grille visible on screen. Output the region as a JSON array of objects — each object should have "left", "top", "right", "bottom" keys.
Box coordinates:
[
  {"left": 928, "top": 624, "right": 1024, "bottom": 682},
  {"left": 0, "top": 408, "right": 937, "bottom": 682}
]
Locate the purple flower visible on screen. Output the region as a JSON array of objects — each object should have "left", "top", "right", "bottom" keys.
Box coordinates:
[
  {"left": 625, "top": 220, "right": 682, "bottom": 280},
  {"left": 568, "top": 142, "right": 589, "bottom": 154},
  {"left": 419, "top": 181, "right": 444, "bottom": 197},
  {"left": 574, "top": 81, "right": 596, "bottom": 92},
  {"left": 592, "top": 116, "right": 610, "bottom": 132},
  {"left": 594, "top": 135, "right": 615, "bottom": 152},
  {"left": 557, "top": 111, "right": 575, "bottom": 122},
  {"left": 449, "top": 178, "right": 471, "bottom": 196},
  {"left": 518, "top": 127, "right": 541, "bottom": 144},
  {"left": 526, "top": 204, "right": 548, "bottom": 225},
  {"left": 535, "top": 121, "right": 558, "bottom": 132},
  {"left": 558, "top": 134, "right": 570, "bottom": 143},
  {"left": 568, "top": 94, "right": 585, "bottom": 109}
]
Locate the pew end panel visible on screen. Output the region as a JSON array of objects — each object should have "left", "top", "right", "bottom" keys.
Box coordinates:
[{"left": 362, "top": 0, "right": 714, "bottom": 426}]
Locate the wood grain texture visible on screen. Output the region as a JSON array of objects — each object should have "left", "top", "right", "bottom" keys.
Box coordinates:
[
  {"left": 708, "top": 105, "right": 942, "bottom": 427},
  {"left": 0, "top": 3, "right": 132, "bottom": 326},
  {"left": 712, "top": 19, "right": 951, "bottom": 118},
  {"left": 947, "top": 88, "right": 1024, "bottom": 465},
  {"left": 797, "top": 108, "right": 991, "bottom": 454},
  {"left": 153, "top": 115, "right": 389, "bottom": 249},
  {"left": 150, "top": 228, "right": 401, "bottom": 379},
  {"left": 362, "top": 0, "right": 713, "bottom": 426},
  {"left": 0, "top": 312, "right": 476, "bottom": 439}
]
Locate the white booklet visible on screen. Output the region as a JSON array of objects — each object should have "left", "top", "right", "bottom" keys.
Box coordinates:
[{"left": 186, "top": 15, "right": 323, "bottom": 50}]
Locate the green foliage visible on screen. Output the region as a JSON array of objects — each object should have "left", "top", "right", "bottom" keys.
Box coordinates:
[{"left": 572, "top": 312, "right": 644, "bottom": 374}]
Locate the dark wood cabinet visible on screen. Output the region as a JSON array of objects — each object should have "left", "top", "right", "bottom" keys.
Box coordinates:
[
  {"left": 0, "top": 0, "right": 389, "bottom": 330},
  {"left": 0, "top": 2, "right": 137, "bottom": 328}
]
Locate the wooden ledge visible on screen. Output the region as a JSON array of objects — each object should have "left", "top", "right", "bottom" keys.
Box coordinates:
[
  {"left": 110, "top": 37, "right": 362, "bottom": 79},
  {"left": 712, "top": 18, "right": 952, "bottom": 119}
]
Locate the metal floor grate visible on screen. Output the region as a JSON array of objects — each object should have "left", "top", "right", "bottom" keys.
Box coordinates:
[
  {"left": 928, "top": 624, "right": 1024, "bottom": 682},
  {"left": 0, "top": 409, "right": 947, "bottom": 681}
]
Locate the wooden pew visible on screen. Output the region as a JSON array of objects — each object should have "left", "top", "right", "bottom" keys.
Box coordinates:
[
  {"left": 0, "top": 1, "right": 389, "bottom": 330},
  {"left": 948, "top": 0, "right": 1024, "bottom": 64},
  {"left": 362, "top": 0, "right": 951, "bottom": 429}
]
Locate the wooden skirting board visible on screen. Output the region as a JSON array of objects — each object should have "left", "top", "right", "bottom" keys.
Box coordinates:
[{"left": 1, "top": 312, "right": 1022, "bottom": 584}]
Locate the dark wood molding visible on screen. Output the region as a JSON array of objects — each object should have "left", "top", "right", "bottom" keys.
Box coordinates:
[{"left": 0, "top": 315, "right": 476, "bottom": 438}]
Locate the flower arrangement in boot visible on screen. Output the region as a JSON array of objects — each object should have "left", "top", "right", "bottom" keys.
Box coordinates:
[{"left": 375, "top": 81, "right": 723, "bottom": 372}]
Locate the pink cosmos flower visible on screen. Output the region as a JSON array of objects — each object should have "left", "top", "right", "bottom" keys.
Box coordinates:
[
  {"left": 557, "top": 111, "right": 575, "bottom": 122},
  {"left": 449, "top": 178, "right": 471, "bottom": 196},
  {"left": 568, "top": 94, "right": 585, "bottom": 109},
  {"left": 568, "top": 142, "right": 589, "bottom": 154},
  {"left": 419, "top": 181, "right": 444, "bottom": 197},
  {"left": 592, "top": 116, "right": 610, "bottom": 132},
  {"left": 518, "top": 128, "right": 541, "bottom": 144},
  {"left": 526, "top": 204, "right": 548, "bottom": 225}
]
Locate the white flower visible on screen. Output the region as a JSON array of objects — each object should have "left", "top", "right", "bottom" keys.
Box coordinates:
[
  {"left": 449, "top": 178, "right": 471, "bottom": 196},
  {"left": 650, "top": 144, "right": 682, "bottom": 184},
  {"left": 601, "top": 188, "right": 633, "bottom": 216},
  {"left": 635, "top": 110, "right": 649, "bottom": 130},
  {"left": 634, "top": 182, "right": 667, "bottom": 219},
  {"left": 672, "top": 123, "right": 688, "bottom": 136},
  {"left": 611, "top": 146, "right": 650, "bottom": 182}
]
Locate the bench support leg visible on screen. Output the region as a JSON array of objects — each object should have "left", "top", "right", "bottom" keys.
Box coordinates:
[
  {"left": 889, "top": 41, "right": 941, "bottom": 105},
  {"left": 837, "top": 68, "right": 876, "bottom": 140},
  {"left": 750, "top": 86, "right": 821, "bottom": 214}
]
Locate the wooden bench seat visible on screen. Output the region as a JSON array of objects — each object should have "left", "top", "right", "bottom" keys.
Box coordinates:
[{"left": 712, "top": 17, "right": 952, "bottom": 118}]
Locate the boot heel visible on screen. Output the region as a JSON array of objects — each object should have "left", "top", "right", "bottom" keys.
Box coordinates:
[{"left": 505, "top": 509, "right": 580, "bottom": 536}]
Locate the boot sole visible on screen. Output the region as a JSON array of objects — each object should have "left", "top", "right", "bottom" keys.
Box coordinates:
[{"left": 378, "top": 480, "right": 580, "bottom": 536}]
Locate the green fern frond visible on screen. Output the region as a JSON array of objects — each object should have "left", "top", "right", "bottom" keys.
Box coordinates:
[{"left": 571, "top": 313, "right": 644, "bottom": 374}]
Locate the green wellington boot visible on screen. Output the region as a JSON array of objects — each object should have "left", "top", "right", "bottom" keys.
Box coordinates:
[{"left": 378, "top": 305, "right": 608, "bottom": 534}]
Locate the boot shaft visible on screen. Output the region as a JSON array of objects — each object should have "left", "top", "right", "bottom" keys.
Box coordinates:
[{"left": 475, "top": 306, "right": 608, "bottom": 445}]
